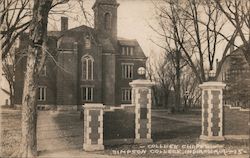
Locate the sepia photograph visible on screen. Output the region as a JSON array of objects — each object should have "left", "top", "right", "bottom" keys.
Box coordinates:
[{"left": 0, "top": 0, "right": 249, "bottom": 157}]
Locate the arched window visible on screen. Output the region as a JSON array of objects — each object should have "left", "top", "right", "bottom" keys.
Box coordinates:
[
  {"left": 104, "top": 12, "right": 111, "bottom": 30},
  {"left": 82, "top": 55, "right": 94, "bottom": 80}
]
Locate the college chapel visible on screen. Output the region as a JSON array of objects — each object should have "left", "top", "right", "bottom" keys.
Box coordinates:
[{"left": 14, "top": 0, "right": 147, "bottom": 108}]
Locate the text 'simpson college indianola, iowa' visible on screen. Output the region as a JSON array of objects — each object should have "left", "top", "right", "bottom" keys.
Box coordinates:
[{"left": 14, "top": 0, "right": 147, "bottom": 109}]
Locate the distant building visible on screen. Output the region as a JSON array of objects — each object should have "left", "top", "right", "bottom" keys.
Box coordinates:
[
  {"left": 14, "top": 0, "right": 147, "bottom": 108},
  {"left": 218, "top": 45, "right": 250, "bottom": 108}
]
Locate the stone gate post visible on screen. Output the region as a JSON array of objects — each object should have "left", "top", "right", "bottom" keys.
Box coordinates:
[
  {"left": 83, "top": 103, "right": 104, "bottom": 151},
  {"left": 199, "top": 82, "right": 226, "bottom": 141},
  {"left": 130, "top": 79, "right": 154, "bottom": 143}
]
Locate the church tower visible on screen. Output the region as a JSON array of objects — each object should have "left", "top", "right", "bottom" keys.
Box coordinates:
[
  {"left": 92, "top": 0, "right": 119, "bottom": 40},
  {"left": 92, "top": 0, "right": 119, "bottom": 106}
]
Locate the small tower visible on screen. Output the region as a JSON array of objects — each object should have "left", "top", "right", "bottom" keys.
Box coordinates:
[{"left": 92, "top": 0, "right": 119, "bottom": 40}]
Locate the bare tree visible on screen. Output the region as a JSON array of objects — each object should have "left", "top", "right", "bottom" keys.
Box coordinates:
[
  {"left": 153, "top": 0, "right": 239, "bottom": 83},
  {"left": 5, "top": 0, "right": 72, "bottom": 157},
  {"left": 181, "top": 67, "right": 201, "bottom": 109},
  {"left": 151, "top": 0, "right": 189, "bottom": 110},
  {"left": 0, "top": 0, "right": 31, "bottom": 60},
  {"left": 2, "top": 55, "right": 15, "bottom": 107},
  {"left": 157, "top": 57, "right": 173, "bottom": 108},
  {"left": 146, "top": 54, "right": 160, "bottom": 107},
  {"left": 147, "top": 55, "right": 173, "bottom": 108},
  {"left": 0, "top": 0, "right": 30, "bottom": 93},
  {"left": 11, "top": 0, "right": 53, "bottom": 157},
  {"left": 214, "top": 0, "right": 250, "bottom": 65}
]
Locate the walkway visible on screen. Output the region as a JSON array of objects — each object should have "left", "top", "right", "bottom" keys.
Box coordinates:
[
  {"left": 37, "top": 111, "right": 120, "bottom": 158},
  {"left": 38, "top": 149, "right": 120, "bottom": 158}
]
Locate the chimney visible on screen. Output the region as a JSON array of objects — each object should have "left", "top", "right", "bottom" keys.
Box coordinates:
[{"left": 61, "top": 17, "right": 68, "bottom": 31}]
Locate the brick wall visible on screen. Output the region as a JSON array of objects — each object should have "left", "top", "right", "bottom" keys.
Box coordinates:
[
  {"left": 14, "top": 29, "right": 146, "bottom": 107},
  {"left": 14, "top": 34, "right": 57, "bottom": 105},
  {"left": 115, "top": 58, "right": 146, "bottom": 105},
  {"left": 56, "top": 51, "right": 78, "bottom": 105},
  {"left": 94, "top": 2, "right": 118, "bottom": 40},
  {"left": 223, "top": 105, "right": 250, "bottom": 138},
  {"left": 102, "top": 54, "right": 116, "bottom": 106},
  {"left": 78, "top": 42, "right": 103, "bottom": 104}
]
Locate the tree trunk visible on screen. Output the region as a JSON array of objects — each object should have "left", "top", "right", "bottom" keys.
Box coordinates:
[
  {"left": 0, "top": 17, "right": 3, "bottom": 96},
  {"left": 163, "top": 90, "right": 169, "bottom": 108},
  {"left": 175, "top": 50, "right": 181, "bottom": 111},
  {"left": 19, "top": 51, "right": 39, "bottom": 157},
  {"left": 9, "top": 83, "right": 14, "bottom": 108},
  {"left": 11, "top": 0, "right": 52, "bottom": 157},
  {"left": 175, "top": 74, "right": 181, "bottom": 111},
  {"left": 243, "top": 45, "right": 250, "bottom": 66}
]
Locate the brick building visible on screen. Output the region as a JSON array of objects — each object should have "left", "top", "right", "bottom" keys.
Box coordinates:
[
  {"left": 218, "top": 45, "right": 250, "bottom": 108},
  {"left": 14, "top": 0, "right": 147, "bottom": 108}
]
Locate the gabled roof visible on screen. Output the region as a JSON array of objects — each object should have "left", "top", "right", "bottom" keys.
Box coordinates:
[
  {"left": 118, "top": 38, "right": 147, "bottom": 59},
  {"left": 66, "top": 25, "right": 94, "bottom": 32},
  {"left": 57, "top": 25, "right": 96, "bottom": 50},
  {"left": 118, "top": 38, "right": 138, "bottom": 46}
]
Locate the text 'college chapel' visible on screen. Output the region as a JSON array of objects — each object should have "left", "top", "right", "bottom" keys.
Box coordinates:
[{"left": 14, "top": 0, "right": 147, "bottom": 108}]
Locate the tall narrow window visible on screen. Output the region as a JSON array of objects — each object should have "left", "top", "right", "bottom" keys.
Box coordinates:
[
  {"left": 122, "top": 63, "right": 133, "bottom": 79},
  {"left": 82, "top": 55, "right": 94, "bottom": 80},
  {"left": 130, "top": 47, "right": 134, "bottom": 55},
  {"left": 38, "top": 86, "right": 46, "bottom": 101},
  {"left": 122, "top": 47, "right": 126, "bottom": 55},
  {"left": 126, "top": 47, "right": 129, "bottom": 55},
  {"left": 81, "top": 86, "right": 93, "bottom": 101},
  {"left": 121, "top": 46, "right": 134, "bottom": 56},
  {"left": 122, "top": 88, "right": 132, "bottom": 101},
  {"left": 104, "top": 12, "right": 111, "bottom": 30}
]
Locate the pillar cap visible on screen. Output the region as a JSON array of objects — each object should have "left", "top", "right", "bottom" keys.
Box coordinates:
[
  {"left": 129, "top": 79, "right": 155, "bottom": 88},
  {"left": 199, "top": 81, "right": 226, "bottom": 89},
  {"left": 82, "top": 103, "right": 104, "bottom": 109}
]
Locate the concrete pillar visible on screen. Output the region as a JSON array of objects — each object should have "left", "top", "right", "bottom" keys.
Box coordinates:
[
  {"left": 130, "top": 79, "right": 154, "bottom": 143},
  {"left": 83, "top": 103, "right": 104, "bottom": 151},
  {"left": 199, "top": 82, "right": 226, "bottom": 141}
]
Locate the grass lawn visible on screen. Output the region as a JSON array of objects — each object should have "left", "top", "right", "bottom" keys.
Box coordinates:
[
  {"left": 0, "top": 109, "right": 21, "bottom": 157},
  {"left": 0, "top": 108, "right": 249, "bottom": 158},
  {"left": 102, "top": 117, "right": 249, "bottom": 158}
]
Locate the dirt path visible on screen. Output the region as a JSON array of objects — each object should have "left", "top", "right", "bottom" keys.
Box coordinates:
[
  {"left": 37, "top": 111, "right": 82, "bottom": 153},
  {"left": 37, "top": 111, "right": 122, "bottom": 158}
]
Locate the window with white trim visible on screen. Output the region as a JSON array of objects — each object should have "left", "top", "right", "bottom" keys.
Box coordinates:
[
  {"left": 122, "top": 63, "right": 133, "bottom": 79},
  {"left": 121, "top": 46, "right": 134, "bottom": 56},
  {"left": 82, "top": 55, "right": 94, "bottom": 80},
  {"left": 122, "top": 88, "right": 132, "bottom": 101},
  {"left": 81, "top": 86, "right": 93, "bottom": 101},
  {"left": 38, "top": 86, "right": 46, "bottom": 101}
]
